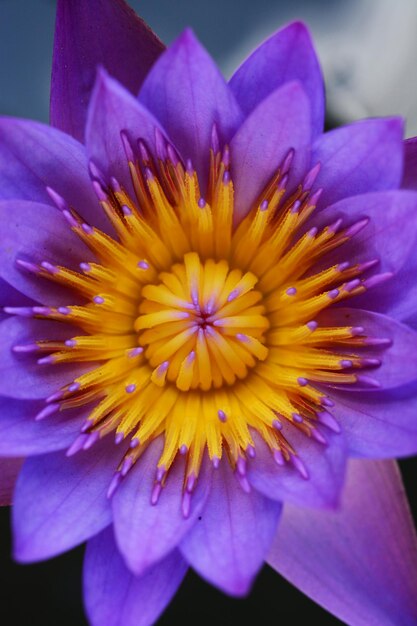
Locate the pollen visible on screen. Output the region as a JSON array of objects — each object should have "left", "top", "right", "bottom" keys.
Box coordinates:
[{"left": 10, "top": 127, "right": 387, "bottom": 511}]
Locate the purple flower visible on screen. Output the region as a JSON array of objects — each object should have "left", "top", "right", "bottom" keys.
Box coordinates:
[{"left": 0, "top": 1, "right": 417, "bottom": 624}]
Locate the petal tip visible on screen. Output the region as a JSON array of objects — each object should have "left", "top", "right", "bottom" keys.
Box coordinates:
[
  {"left": 218, "top": 575, "right": 254, "bottom": 598},
  {"left": 171, "top": 27, "right": 204, "bottom": 54},
  {"left": 389, "top": 115, "right": 405, "bottom": 137},
  {"left": 285, "top": 20, "right": 313, "bottom": 39}
]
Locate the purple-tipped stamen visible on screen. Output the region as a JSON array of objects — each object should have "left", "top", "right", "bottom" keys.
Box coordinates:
[
  {"left": 66, "top": 434, "right": 89, "bottom": 457},
  {"left": 302, "top": 162, "right": 321, "bottom": 191},
  {"left": 35, "top": 403, "right": 59, "bottom": 421},
  {"left": 310, "top": 426, "right": 328, "bottom": 445},
  {"left": 344, "top": 218, "right": 369, "bottom": 238},
  {"left": 83, "top": 431, "right": 100, "bottom": 451},
  {"left": 115, "top": 432, "right": 125, "bottom": 445},
  {"left": 12, "top": 343, "right": 39, "bottom": 353},
  {"left": 92, "top": 180, "right": 108, "bottom": 203},
  {"left": 107, "top": 471, "right": 122, "bottom": 499},
  {"left": 363, "top": 272, "right": 393, "bottom": 290},
  {"left": 37, "top": 355, "right": 55, "bottom": 365},
  {"left": 16, "top": 259, "right": 40, "bottom": 274},
  {"left": 120, "top": 130, "right": 135, "bottom": 163},
  {"left": 317, "top": 410, "right": 341, "bottom": 433},
  {"left": 290, "top": 454, "right": 309, "bottom": 480},
  {"left": 218, "top": 409, "right": 227, "bottom": 423},
  {"left": 46, "top": 186, "right": 69, "bottom": 212},
  {"left": 328, "top": 289, "right": 339, "bottom": 300}
]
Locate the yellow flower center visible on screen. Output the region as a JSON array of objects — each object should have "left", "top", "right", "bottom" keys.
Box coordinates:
[
  {"left": 13, "top": 132, "right": 380, "bottom": 504},
  {"left": 137, "top": 253, "right": 269, "bottom": 390}
]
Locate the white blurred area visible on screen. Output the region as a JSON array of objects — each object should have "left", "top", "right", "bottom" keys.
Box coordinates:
[{"left": 225, "top": 0, "right": 417, "bottom": 138}]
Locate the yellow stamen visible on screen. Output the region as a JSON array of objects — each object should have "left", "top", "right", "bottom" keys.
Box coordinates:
[{"left": 25, "top": 141, "right": 379, "bottom": 497}]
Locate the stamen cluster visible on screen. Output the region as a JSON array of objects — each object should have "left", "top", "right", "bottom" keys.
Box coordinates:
[{"left": 8, "top": 126, "right": 386, "bottom": 510}]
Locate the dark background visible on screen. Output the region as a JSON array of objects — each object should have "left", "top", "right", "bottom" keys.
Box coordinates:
[
  {"left": 0, "top": 1, "right": 416, "bottom": 624},
  {"left": 1, "top": 458, "right": 416, "bottom": 626}
]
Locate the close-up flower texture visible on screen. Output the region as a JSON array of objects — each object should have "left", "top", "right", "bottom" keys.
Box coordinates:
[{"left": 1, "top": 1, "right": 417, "bottom": 625}]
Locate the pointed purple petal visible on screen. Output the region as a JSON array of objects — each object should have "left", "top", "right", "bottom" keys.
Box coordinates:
[
  {"left": 84, "top": 527, "right": 187, "bottom": 626},
  {"left": 309, "top": 190, "right": 417, "bottom": 276},
  {"left": 86, "top": 69, "right": 168, "bottom": 197},
  {"left": 51, "top": 0, "right": 164, "bottom": 142},
  {"left": 180, "top": 460, "right": 281, "bottom": 596},
  {"left": 374, "top": 270, "right": 417, "bottom": 329},
  {"left": 230, "top": 21, "right": 324, "bottom": 137},
  {"left": 248, "top": 428, "right": 347, "bottom": 509},
  {"left": 0, "top": 118, "right": 106, "bottom": 229},
  {"left": 139, "top": 29, "right": 243, "bottom": 186},
  {"left": 349, "top": 232, "right": 417, "bottom": 329},
  {"left": 330, "top": 385, "right": 417, "bottom": 458},
  {"left": 268, "top": 459, "right": 417, "bottom": 626},
  {"left": 0, "top": 457, "right": 23, "bottom": 506},
  {"left": 0, "top": 200, "right": 89, "bottom": 304},
  {"left": 230, "top": 81, "right": 311, "bottom": 223},
  {"left": 0, "top": 397, "right": 86, "bottom": 456},
  {"left": 319, "top": 308, "right": 417, "bottom": 390},
  {"left": 403, "top": 137, "right": 417, "bottom": 189},
  {"left": 0, "top": 317, "right": 85, "bottom": 400},
  {"left": 12, "top": 436, "right": 126, "bottom": 562},
  {"left": 113, "top": 438, "right": 211, "bottom": 575},
  {"left": 312, "top": 118, "right": 404, "bottom": 209}
]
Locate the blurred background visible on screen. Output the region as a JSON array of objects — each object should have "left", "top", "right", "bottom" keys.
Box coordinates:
[
  {"left": 0, "top": 0, "right": 416, "bottom": 624},
  {"left": 1, "top": 0, "right": 417, "bottom": 135}
]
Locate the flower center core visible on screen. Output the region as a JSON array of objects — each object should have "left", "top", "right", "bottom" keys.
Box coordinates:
[{"left": 137, "top": 252, "right": 269, "bottom": 390}]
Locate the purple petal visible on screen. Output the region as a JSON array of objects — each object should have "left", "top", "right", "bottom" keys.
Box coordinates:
[
  {"left": 351, "top": 238, "right": 417, "bottom": 329},
  {"left": 312, "top": 118, "right": 404, "bottom": 209},
  {"left": 0, "top": 280, "right": 33, "bottom": 306},
  {"left": 84, "top": 527, "right": 187, "bottom": 626},
  {"left": 113, "top": 438, "right": 211, "bottom": 575},
  {"left": 374, "top": 266, "right": 417, "bottom": 329},
  {"left": 372, "top": 137, "right": 417, "bottom": 328},
  {"left": 247, "top": 428, "right": 347, "bottom": 509},
  {"left": 330, "top": 385, "right": 417, "bottom": 458},
  {"left": 0, "top": 118, "right": 105, "bottom": 229},
  {"left": 0, "top": 200, "right": 90, "bottom": 304},
  {"left": 268, "top": 459, "right": 417, "bottom": 626},
  {"left": 402, "top": 137, "right": 417, "bottom": 189},
  {"left": 312, "top": 189, "right": 417, "bottom": 327},
  {"left": 0, "top": 457, "right": 23, "bottom": 506},
  {"left": 319, "top": 308, "right": 417, "bottom": 390},
  {"left": 0, "top": 397, "right": 85, "bottom": 456},
  {"left": 0, "top": 317, "right": 84, "bottom": 400},
  {"left": 12, "top": 436, "right": 126, "bottom": 562},
  {"left": 86, "top": 69, "right": 168, "bottom": 197},
  {"left": 0, "top": 280, "right": 33, "bottom": 323},
  {"left": 180, "top": 460, "right": 281, "bottom": 596},
  {"left": 230, "top": 21, "right": 324, "bottom": 137},
  {"left": 230, "top": 81, "right": 311, "bottom": 223},
  {"left": 139, "top": 29, "right": 243, "bottom": 187},
  {"left": 51, "top": 0, "right": 164, "bottom": 142},
  {"left": 309, "top": 190, "right": 417, "bottom": 276}
]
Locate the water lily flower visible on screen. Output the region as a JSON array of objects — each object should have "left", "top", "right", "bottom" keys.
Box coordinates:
[{"left": 1, "top": 1, "right": 417, "bottom": 625}]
